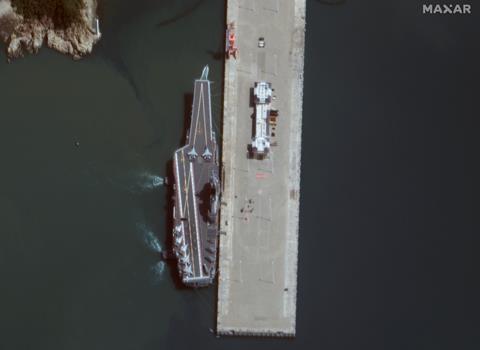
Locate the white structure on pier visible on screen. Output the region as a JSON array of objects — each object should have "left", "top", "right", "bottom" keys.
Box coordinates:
[{"left": 251, "top": 82, "right": 272, "bottom": 156}]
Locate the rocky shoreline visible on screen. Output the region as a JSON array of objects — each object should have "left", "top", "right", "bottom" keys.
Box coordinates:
[{"left": 0, "top": 0, "right": 100, "bottom": 61}]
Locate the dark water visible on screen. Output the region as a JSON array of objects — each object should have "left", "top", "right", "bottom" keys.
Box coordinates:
[
  {"left": 0, "top": 0, "right": 478, "bottom": 349},
  {"left": 0, "top": 0, "right": 223, "bottom": 349}
]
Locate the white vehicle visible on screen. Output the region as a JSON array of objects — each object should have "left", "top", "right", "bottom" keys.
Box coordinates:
[
  {"left": 251, "top": 82, "right": 272, "bottom": 157},
  {"left": 258, "top": 37, "right": 265, "bottom": 48}
]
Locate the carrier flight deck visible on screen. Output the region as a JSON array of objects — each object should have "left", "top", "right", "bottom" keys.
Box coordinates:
[{"left": 172, "top": 66, "right": 220, "bottom": 288}]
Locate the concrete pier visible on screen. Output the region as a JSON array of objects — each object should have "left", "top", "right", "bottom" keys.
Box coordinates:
[{"left": 217, "top": 0, "right": 306, "bottom": 337}]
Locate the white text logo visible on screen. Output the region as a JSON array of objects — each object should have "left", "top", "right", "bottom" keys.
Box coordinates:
[{"left": 423, "top": 4, "right": 471, "bottom": 14}]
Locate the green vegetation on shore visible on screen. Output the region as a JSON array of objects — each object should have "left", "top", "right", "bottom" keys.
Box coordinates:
[{"left": 11, "top": 0, "right": 86, "bottom": 27}]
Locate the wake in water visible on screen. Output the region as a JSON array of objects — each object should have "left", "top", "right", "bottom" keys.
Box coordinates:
[
  {"left": 137, "top": 222, "right": 163, "bottom": 253},
  {"left": 112, "top": 171, "right": 164, "bottom": 194},
  {"left": 150, "top": 261, "right": 166, "bottom": 285},
  {"left": 81, "top": 157, "right": 166, "bottom": 194},
  {"left": 138, "top": 172, "right": 165, "bottom": 190},
  {"left": 136, "top": 222, "right": 168, "bottom": 284},
  {"left": 104, "top": 170, "right": 166, "bottom": 194}
]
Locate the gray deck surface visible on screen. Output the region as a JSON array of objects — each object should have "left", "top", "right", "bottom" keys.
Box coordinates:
[
  {"left": 217, "top": 0, "right": 306, "bottom": 337},
  {"left": 173, "top": 78, "right": 218, "bottom": 286}
]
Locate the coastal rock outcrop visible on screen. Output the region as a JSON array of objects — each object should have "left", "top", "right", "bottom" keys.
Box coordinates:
[{"left": 0, "top": 0, "right": 101, "bottom": 61}]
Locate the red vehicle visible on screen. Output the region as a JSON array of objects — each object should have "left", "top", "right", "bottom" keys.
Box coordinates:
[{"left": 226, "top": 22, "right": 238, "bottom": 59}]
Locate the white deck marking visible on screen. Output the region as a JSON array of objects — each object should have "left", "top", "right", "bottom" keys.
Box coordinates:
[
  {"left": 179, "top": 149, "right": 196, "bottom": 274},
  {"left": 202, "top": 83, "right": 208, "bottom": 148},
  {"left": 192, "top": 83, "right": 203, "bottom": 146},
  {"left": 190, "top": 161, "right": 203, "bottom": 276}
]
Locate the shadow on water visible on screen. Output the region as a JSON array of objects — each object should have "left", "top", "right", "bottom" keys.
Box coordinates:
[
  {"left": 206, "top": 7, "right": 227, "bottom": 62},
  {"left": 157, "top": 0, "right": 207, "bottom": 28},
  {"left": 143, "top": 93, "right": 193, "bottom": 151},
  {"left": 93, "top": 44, "right": 148, "bottom": 116},
  {"left": 206, "top": 49, "right": 225, "bottom": 61},
  {"left": 94, "top": 0, "right": 208, "bottom": 111},
  {"left": 94, "top": 1, "right": 148, "bottom": 104},
  {"left": 182, "top": 93, "right": 194, "bottom": 143},
  {"left": 315, "top": 0, "right": 347, "bottom": 5},
  {"left": 206, "top": 34, "right": 225, "bottom": 61}
]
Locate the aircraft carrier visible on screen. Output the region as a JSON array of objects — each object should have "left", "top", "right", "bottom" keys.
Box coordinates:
[{"left": 172, "top": 66, "right": 220, "bottom": 287}]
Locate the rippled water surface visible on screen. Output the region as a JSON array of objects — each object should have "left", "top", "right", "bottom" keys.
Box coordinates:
[{"left": 0, "top": 1, "right": 223, "bottom": 348}]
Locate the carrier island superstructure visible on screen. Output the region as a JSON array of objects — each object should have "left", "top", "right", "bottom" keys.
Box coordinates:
[{"left": 172, "top": 66, "right": 220, "bottom": 287}]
